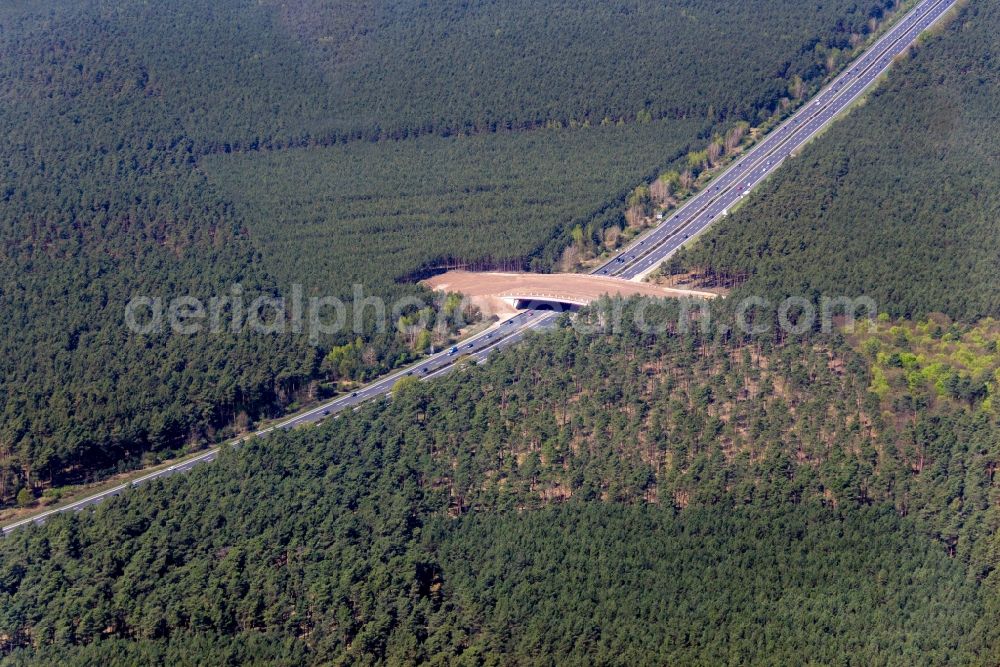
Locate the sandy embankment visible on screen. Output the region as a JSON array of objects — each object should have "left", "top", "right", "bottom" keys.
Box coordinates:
[{"left": 423, "top": 271, "right": 716, "bottom": 317}]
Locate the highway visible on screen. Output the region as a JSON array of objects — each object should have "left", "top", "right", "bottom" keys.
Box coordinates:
[
  {"left": 596, "top": 0, "right": 956, "bottom": 281},
  {"left": 1, "top": 0, "right": 954, "bottom": 535},
  {"left": 1, "top": 310, "right": 552, "bottom": 535}
]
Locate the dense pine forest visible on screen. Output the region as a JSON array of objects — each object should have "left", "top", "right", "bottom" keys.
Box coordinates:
[
  {"left": 201, "top": 120, "right": 705, "bottom": 296},
  {"left": 0, "top": 0, "right": 905, "bottom": 501},
  {"left": 3, "top": 0, "right": 1000, "bottom": 663},
  {"left": 1, "top": 299, "right": 998, "bottom": 664},
  {"left": 674, "top": 0, "right": 1000, "bottom": 322}
]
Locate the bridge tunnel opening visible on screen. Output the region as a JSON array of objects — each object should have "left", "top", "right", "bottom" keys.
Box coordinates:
[{"left": 513, "top": 298, "right": 582, "bottom": 313}]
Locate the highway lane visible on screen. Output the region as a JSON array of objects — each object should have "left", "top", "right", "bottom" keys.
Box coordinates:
[
  {"left": 1, "top": 0, "right": 953, "bottom": 535},
  {"left": 597, "top": 0, "right": 955, "bottom": 281},
  {"left": 1, "top": 309, "right": 552, "bottom": 535}
]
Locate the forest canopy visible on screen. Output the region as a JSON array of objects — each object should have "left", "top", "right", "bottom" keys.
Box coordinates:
[
  {"left": 674, "top": 0, "right": 1000, "bottom": 322},
  {"left": 0, "top": 0, "right": 905, "bottom": 500},
  {"left": 1, "top": 299, "right": 997, "bottom": 663},
  {"left": 2, "top": 0, "right": 999, "bottom": 663},
  {"left": 1, "top": 1, "right": 998, "bottom": 663}
]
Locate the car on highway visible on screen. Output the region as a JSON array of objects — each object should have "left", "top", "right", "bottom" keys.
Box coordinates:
[{"left": 448, "top": 346, "right": 458, "bottom": 355}]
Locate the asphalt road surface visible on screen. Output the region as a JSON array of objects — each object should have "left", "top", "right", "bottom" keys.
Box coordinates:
[
  {"left": 2, "top": 0, "right": 954, "bottom": 535},
  {"left": 1, "top": 311, "right": 555, "bottom": 534},
  {"left": 596, "top": 0, "right": 956, "bottom": 281}
]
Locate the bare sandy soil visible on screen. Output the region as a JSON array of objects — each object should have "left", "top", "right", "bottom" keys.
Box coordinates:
[{"left": 424, "top": 271, "right": 716, "bottom": 317}]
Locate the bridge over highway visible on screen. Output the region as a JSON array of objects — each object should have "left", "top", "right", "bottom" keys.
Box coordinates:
[{"left": 426, "top": 270, "right": 716, "bottom": 314}]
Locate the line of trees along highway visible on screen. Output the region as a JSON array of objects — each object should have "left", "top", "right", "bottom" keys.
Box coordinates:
[
  {"left": 0, "top": 0, "right": 911, "bottom": 504},
  {"left": 674, "top": 0, "right": 999, "bottom": 323},
  {"left": 1, "top": 298, "right": 997, "bottom": 663}
]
